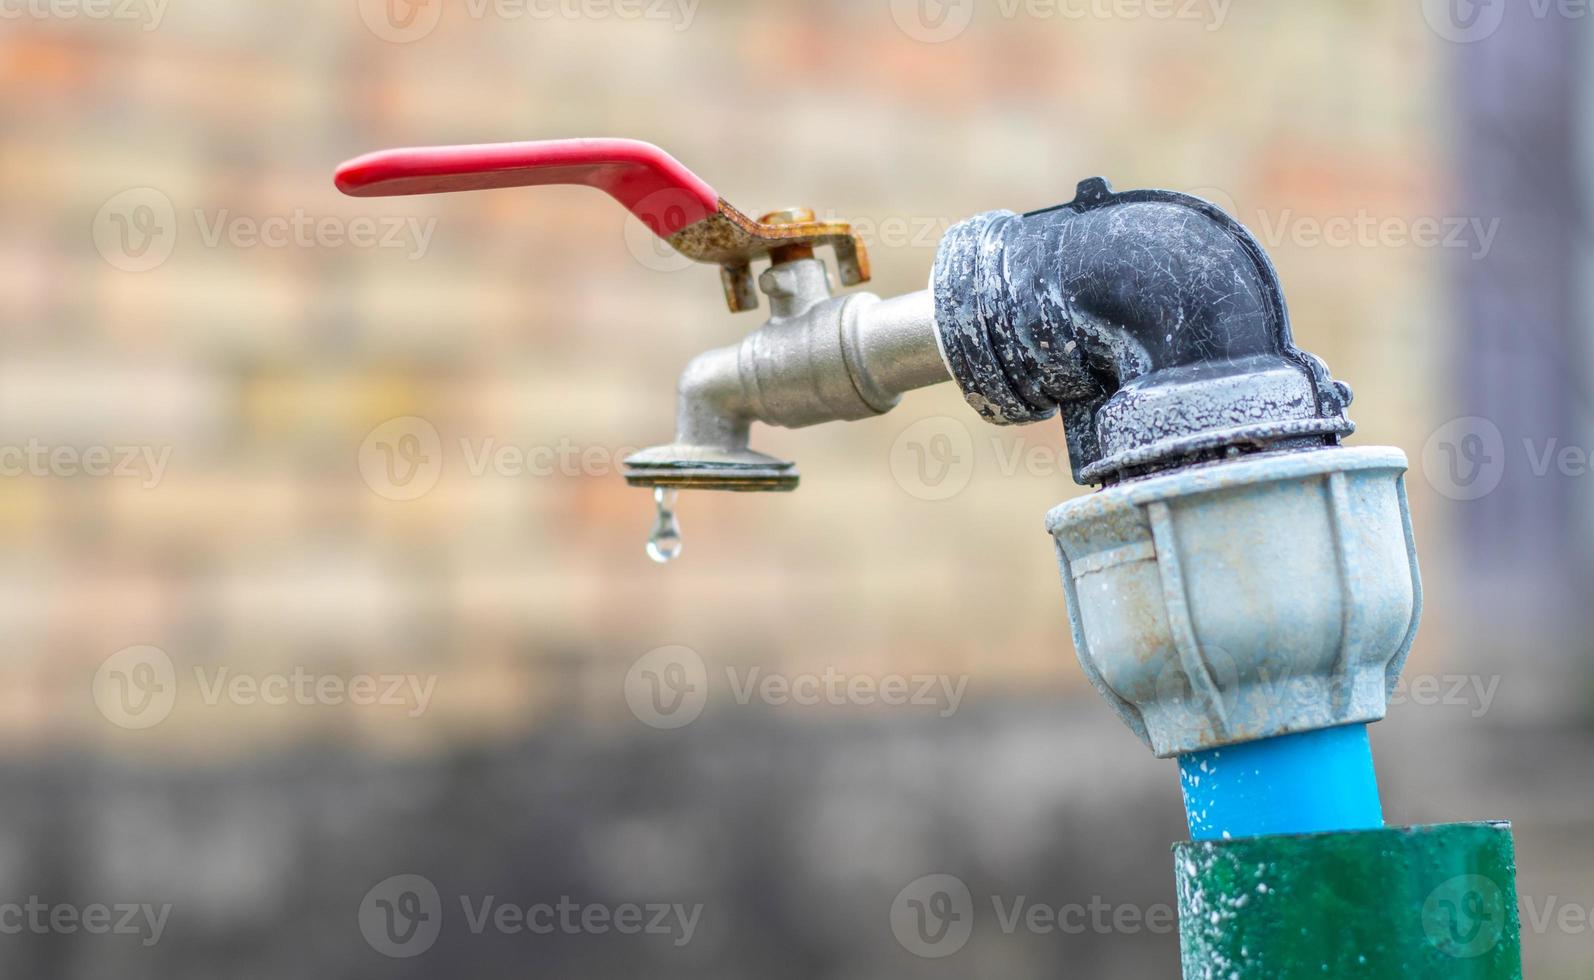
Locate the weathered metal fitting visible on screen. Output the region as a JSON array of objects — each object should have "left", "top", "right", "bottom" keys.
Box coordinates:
[
  {"left": 932, "top": 179, "right": 1354, "bottom": 486},
  {"left": 1046, "top": 447, "right": 1421, "bottom": 758},
  {"left": 623, "top": 263, "right": 949, "bottom": 491},
  {"left": 733, "top": 259, "right": 913, "bottom": 429}
]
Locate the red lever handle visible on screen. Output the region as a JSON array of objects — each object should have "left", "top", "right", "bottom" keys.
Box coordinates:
[
  {"left": 335, "top": 137, "right": 871, "bottom": 313},
  {"left": 334, "top": 138, "right": 720, "bottom": 237}
]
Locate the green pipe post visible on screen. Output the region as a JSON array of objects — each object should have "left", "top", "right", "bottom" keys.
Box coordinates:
[{"left": 1174, "top": 822, "right": 1522, "bottom": 979}]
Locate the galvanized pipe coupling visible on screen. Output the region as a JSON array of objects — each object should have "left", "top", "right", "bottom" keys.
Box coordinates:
[{"left": 928, "top": 178, "right": 1422, "bottom": 758}]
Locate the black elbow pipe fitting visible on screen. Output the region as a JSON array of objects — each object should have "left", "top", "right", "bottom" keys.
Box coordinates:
[{"left": 931, "top": 177, "right": 1354, "bottom": 486}]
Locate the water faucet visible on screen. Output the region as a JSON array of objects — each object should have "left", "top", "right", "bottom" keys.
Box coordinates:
[
  {"left": 336, "top": 138, "right": 948, "bottom": 494},
  {"left": 624, "top": 223, "right": 949, "bottom": 493},
  {"left": 334, "top": 134, "right": 1406, "bottom": 773}
]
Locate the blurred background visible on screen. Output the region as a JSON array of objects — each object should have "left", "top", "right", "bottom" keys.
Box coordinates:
[{"left": 1, "top": 0, "right": 1591, "bottom": 975}]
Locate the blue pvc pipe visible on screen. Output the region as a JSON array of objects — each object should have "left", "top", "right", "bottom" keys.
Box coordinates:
[{"left": 1177, "top": 723, "right": 1384, "bottom": 841}]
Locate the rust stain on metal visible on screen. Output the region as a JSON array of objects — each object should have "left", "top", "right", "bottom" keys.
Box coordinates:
[{"left": 667, "top": 200, "right": 871, "bottom": 312}]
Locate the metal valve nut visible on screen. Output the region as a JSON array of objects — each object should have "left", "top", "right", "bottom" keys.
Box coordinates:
[{"left": 1045, "top": 447, "right": 1422, "bottom": 758}]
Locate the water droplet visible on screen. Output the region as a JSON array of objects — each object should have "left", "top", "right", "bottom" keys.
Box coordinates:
[{"left": 646, "top": 487, "right": 683, "bottom": 563}]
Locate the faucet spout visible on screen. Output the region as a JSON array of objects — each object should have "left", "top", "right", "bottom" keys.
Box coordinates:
[
  {"left": 675, "top": 344, "right": 753, "bottom": 452},
  {"left": 624, "top": 264, "right": 949, "bottom": 491}
]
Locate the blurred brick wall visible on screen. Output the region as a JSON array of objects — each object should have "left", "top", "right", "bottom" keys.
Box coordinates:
[
  {"left": 8, "top": 4, "right": 1594, "bottom": 979},
  {"left": 0, "top": 0, "right": 1465, "bottom": 756}
]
